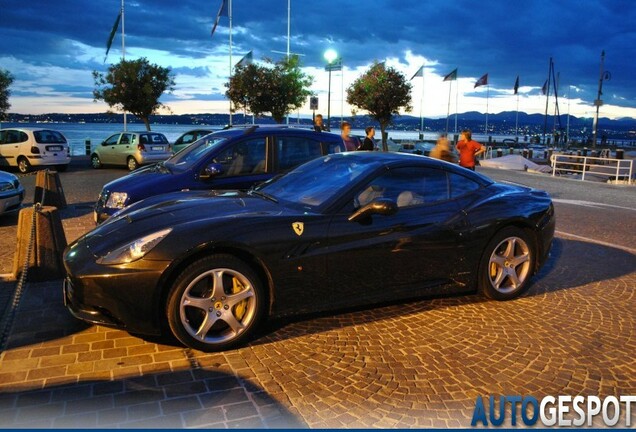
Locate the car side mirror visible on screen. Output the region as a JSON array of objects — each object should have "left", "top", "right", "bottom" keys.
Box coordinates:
[
  {"left": 200, "top": 163, "right": 223, "bottom": 180},
  {"left": 348, "top": 198, "right": 398, "bottom": 222}
]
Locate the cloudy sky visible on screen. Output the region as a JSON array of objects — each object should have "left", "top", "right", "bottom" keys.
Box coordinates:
[{"left": 1, "top": 0, "right": 635, "bottom": 120}]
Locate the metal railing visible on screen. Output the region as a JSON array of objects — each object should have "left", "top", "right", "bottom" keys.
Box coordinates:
[{"left": 550, "top": 153, "right": 634, "bottom": 183}]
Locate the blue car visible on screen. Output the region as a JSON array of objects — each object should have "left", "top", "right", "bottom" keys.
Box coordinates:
[{"left": 94, "top": 126, "right": 346, "bottom": 223}]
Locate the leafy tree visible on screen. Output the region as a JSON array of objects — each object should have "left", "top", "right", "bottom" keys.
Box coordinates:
[
  {"left": 226, "top": 55, "right": 313, "bottom": 123},
  {"left": 0, "top": 69, "right": 14, "bottom": 120},
  {"left": 346, "top": 62, "right": 413, "bottom": 151},
  {"left": 93, "top": 58, "right": 175, "bottom": 131}
]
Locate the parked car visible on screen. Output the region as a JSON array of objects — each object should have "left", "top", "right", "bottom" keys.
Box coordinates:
[
  {"left": 0, "top": 128, "right": 71, "bottom": 173},
  {"left": 397, "top": 142, "right": 435, "bottom": 156},
  {"left": 90, "top": 131, "right": 171, "bottom": 171},
  {"left": 64, "top": 151, "right": 555, "bottom": 352},
  {"left": 93, "top": 126, "right": 345, "bottom": 223},
  {"left": 0, "top": 171, "right": 25, "bottom": 215},
  {"left": 171, "top": 129, "right": 214, "bottom": 154}
]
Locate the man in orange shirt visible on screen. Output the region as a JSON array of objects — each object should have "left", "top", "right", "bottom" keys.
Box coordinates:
[{"left": 456, "top": 129, "right": 486, "bottom": 170}]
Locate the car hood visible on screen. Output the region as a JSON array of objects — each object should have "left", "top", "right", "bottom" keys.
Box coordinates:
[
  {"left": 82, "top": 190, "right": 285, "bottom": 255},
  {"left": 102, "top": 164, "right": 183, "bottom": 197}
]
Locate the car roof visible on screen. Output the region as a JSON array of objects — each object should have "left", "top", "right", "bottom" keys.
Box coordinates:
[
  {"left": 0, "top": 127, "right": 63, "bottom": 133},
  {"left": 210, "top": 126, "right": 343, "bottom": 141},
  {"left": 323, "top": 151, "right": 494, "bottom": 185}
]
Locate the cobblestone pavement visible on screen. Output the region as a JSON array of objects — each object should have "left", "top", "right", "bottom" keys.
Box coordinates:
[{"left": 0, "top": 162, "right": 634, "bottom": 428}]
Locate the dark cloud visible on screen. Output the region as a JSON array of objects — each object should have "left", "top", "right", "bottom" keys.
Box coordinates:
[{"left": 0, "top": 0, "right": 635, "bottom": 112}]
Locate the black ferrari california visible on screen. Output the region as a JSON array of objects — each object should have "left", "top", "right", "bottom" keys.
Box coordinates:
[{"left": 63, "top": 152, "right": 555, "bottom": 351}]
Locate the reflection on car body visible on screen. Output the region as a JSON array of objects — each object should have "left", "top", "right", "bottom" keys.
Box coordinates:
[{"left": 65, "top": 152, "right": 555, "bottom": 352}]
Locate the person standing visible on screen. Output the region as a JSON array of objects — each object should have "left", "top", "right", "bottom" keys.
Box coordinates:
[
  {"left": 430, "top": 133, "right": 456, "bottom": 162},
  {"left": 340, "top": 121, "right": 358, "bottom": 152},
  {"left": 314, "top": 114, "right": 327, "bottom": 132},
  {"left": 358, "top": 126, "right": 376, "bottom": 151},
  {"left": 456, "top": 129, "right": 485, "bottom": 170}
]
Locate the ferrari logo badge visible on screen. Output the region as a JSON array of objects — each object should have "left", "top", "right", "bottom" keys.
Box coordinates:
[{"left": 292, "top": 222, "right": 304, "bottom": 236}]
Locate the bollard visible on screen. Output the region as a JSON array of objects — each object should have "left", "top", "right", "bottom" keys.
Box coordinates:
[
  {"left": 583, "top": 147, "right": 588, "bottom": 156},
  {"left": 12, "top": 206, "right": 68, "bottom": 282},
  {"left": 496, "top": 148, "right": 503, "bottom": 158},
  {"left": 509, "top": 147, "right": 514, "bottom": 155},
  {"left": 616, "top": 149, "right": 624, "bottom": 160},
  {"left": 528, "top": 149, "right": 533, "bottom": 159},
  {"left": 544, "top": 150, "right": 548, "bottom": 159},
  {"left": 85, "top": 139, "right": 91, "bottom": 155},
  {"left": 522, "top": 149, "right": 528, "bottom": 158},
  {"left": 34, "top": 170, "right": 67, "bottom": 209}
]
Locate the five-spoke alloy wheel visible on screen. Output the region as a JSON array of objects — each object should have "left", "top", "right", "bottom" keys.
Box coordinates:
[
  {"left": 479, "top": 227, "right": 536, "bottom": 300},
  {"left": 166, "top": 255, "right": 264, "bottom": 351}
]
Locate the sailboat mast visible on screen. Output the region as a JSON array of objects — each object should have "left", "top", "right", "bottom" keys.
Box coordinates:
[{"left": 121, "top": 0, "right": 127, "bottom": 131}]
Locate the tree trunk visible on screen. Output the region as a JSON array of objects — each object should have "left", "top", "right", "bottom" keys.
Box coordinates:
[
  {"left": 380, "top": 123, "right": 388, "bottom": 152},
  {"left": 142, "top": 117, "right": 151, "bottom": 131}
]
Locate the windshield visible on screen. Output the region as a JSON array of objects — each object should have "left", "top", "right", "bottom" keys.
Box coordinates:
[
  {"left": 258, "top": 154, "right": 378, "bottom": 211},
  {"left": 164, "top": 134, "right": 227, "bottom": 171}
]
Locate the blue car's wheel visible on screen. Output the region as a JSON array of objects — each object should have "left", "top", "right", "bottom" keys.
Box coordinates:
[
  {"left": 166, "top": 254, "right": 265, "bottom": 352},
  {"left": 479, "top": 227, "right": 536, "bottom": 300}
]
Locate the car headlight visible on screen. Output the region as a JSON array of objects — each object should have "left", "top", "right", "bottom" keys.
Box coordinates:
[
  {"left": 96, "top": 228, "right": 172, "bottom": 265},
  {"left": 105, "top": 192, "right": 128, "bottom": 209},
  {"left": 0, "top": 181, "right": 16, "bottom": 192}
]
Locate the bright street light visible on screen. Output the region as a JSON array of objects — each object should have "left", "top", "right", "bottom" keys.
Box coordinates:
[{"left": 324, "top": 49, "right": 338, "bottom": 130}]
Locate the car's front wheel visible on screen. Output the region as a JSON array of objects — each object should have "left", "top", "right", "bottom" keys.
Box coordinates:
[
  {"left": 127, "top": 157, "right": 139, "bottom": 171},
  {"left": 166, "top": 255, "right": 265, "bottom": 352},
  {"left": 479, "top": 227, "right": 536, "bottom": 300}
]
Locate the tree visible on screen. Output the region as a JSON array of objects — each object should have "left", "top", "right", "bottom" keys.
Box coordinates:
[
  {"left": 346, "top": 62, "right": 413, "bottom": 151},
  {"left": 93, "top": 58, "right": 175, "bottom": 131},
  {"left": 226, "top": 55, "right": 313, "bottom": 123},
  {"left": 0, "top": 69, "right": 14, "bottom": 120}
]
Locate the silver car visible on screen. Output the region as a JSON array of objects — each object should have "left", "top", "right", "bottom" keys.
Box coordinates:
[
  {"left": 91, "top": 132, "right": 171, "bottom": 171},
  {"left": 0, "top": 170, "right": 25, "bottom": 215}
]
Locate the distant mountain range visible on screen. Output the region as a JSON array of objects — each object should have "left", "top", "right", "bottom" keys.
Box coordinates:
[{"left": 5, "top": 111, "right": 636, "bottom": 139}]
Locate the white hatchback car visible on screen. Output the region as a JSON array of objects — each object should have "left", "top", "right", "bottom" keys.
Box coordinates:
[{"left": 0, "top": 128, "right": 71, "bottom": 173}]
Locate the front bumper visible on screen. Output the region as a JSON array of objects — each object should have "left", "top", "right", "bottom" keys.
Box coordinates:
[{"left": 63, "top": 240, "right": 171, "bottom": 335}]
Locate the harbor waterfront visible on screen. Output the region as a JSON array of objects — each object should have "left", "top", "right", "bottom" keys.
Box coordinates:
[{"left": 2, "top": 122, "right": 635, "bottom": 157}]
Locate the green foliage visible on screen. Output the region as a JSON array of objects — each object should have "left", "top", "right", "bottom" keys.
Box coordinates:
[
  {"left": 93, "top": 58, "right": 175, "bottom": 131},
  {"left": 0, "top": 69, "right": 15, "bottom": 120},
  {"left": 346, "top": 62, "right": 413, "bottom": 150},
  {"left": 226, "top": 55, "right": 313, "bottom": 123}
]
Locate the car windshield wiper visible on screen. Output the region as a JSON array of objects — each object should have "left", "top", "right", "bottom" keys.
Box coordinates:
[{"left": 248, "top": 189, "right": 278, "bottom": 203}]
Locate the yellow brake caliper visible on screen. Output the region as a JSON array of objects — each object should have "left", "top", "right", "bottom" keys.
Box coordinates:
[{"left": 232, "top": 277, "right": 247, "bottom": 320}]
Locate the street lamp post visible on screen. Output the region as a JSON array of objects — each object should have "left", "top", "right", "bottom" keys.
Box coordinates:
[{"left": 324, "top": 49, "right": 338, "bottom": 131}]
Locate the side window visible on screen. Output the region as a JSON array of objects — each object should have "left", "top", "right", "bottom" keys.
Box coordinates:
[
  {"left": 214, "top": 138, "right": 266, "bottom": 176},
  {"left": 120, "top": 133, "right": 132, "bottom": 144},
  {"left": 276, "top": 136, "right": 323, "bottom": 171},
  {"left": 5, "top": 130, "right": 22, "bottom": 144},
  {"left": 104, "top": 134, "right": 120, "bottom": 145},
  {"left": 19, "top": 131, "right": 29, "bottom": 143},
  {"left": 355, "top": 167, "right": 450, "bottom": 209},
  {"left": 449, "top": 172, "right": 481, "bottom": 198},
  {"left": 0, "top": 131, "right": 5, "bottom": 144}
]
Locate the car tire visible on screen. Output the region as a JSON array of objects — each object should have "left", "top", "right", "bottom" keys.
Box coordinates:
[
  {"left": 166, "top": 254, "right": 265, "bottom": 352},
  {"left": 91, "top": 154, "right": 102, "bottom": 169},
  {"left": 478, "top": 227, "right": 536, "bottom": 301},
  {"left": 127, "top": 157, "right": 139, "bottom": 171},
  {"left": 55, "top": 164, "right": 68, "bottom": 172},
  {"left": 17, "top": 157, "right": 31, "bottom": 174}
]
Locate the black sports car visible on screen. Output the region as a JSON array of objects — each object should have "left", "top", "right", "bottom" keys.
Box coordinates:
[{"left": 63, "top": 152, "right": 555, "bottom": 352}]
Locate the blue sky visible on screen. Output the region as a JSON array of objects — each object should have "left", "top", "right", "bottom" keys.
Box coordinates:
[{"left": 1, "top": 0, "right": 635, "bottom": 120}]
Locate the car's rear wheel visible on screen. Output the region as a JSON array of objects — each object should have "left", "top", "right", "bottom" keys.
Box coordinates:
[
  {"left": 479, "top": 227, "right": 536, "bottom": 300},
  {"left": 17, "top": 157, "right": 31, "bottom": 174},
  {"left": 127, "top": 157, "right": 139, "bottom": 171},
  {"left": 166, "top": 254, "right": 265, "bottom": 352},
  {"left": 91, "top": 154, "right": 102, "bottom": 169}
]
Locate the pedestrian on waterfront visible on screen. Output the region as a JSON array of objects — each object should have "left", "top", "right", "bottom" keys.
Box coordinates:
[
  {"left": 340, "top": 121, "right": 358, "bottom": 152},
  {"left": 456, "top": 129, "right": 485, "bottom": 170},
  {"left": 358, "top": 126, "right": 376, "bottom": 151},
  {"left": 314, "top": 114, "right": 327, "bottom": 132},
  {"left": 430, "top": 133, "right": 456, "bottom": 162}
]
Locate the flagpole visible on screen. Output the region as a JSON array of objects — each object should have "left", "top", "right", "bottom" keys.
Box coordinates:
[
  {"left": 543, "top": 57, "right": 552, "bottom": 144},
  {"left": 445, "top": 80, "right": 452, "bottom": 135},
  {"left": 454, "top": 76, "right": 458, "bottom": 134},
  {"left": 485, "top": 84, "right": 489, "bottom": 135},
  {"left": 121, "top": 0, "right": 127, "bottom": 131},
  {"left": 286, "top": 0, "right": 290, "bottom": 125},
  {"left": 515, "top": 92, "right": 519, "bottom": 139},
  {"left": 228, "top": 0, "right": 233, "bottom": 126},
  {"left": 419, "top": 64, "right": 424, "bottom": 140}
]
